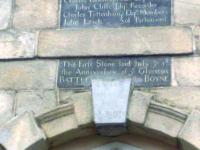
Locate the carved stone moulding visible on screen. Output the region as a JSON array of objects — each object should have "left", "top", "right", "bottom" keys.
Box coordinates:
[{"left": 0, "top": 97, "right": 199, "bottom": 150}]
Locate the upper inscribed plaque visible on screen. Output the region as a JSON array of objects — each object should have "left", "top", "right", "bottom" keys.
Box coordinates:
[{"left": 60, "top": 0, "right": 171, "bottom": 28}]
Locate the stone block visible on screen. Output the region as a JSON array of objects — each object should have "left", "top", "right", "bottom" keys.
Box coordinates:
[
  {"left": 0, "top": 91, "right": 14, "bottom": 126},
  {"left": 92, "top": 78, "right": 131, "bottom": 136},
  {"left": 0, "top": 0, "right": 12, "bottom": 30},
  {"left": 149, "top": 87, "right": 200, "bottom": 112},
  {"left": 59, "top": 90, "right": 92, "bottom": 126},
  {"left": 59, "top": 90, "right": 75, "bottom": 104},
  {"left": 38, "top": 27, "right": 193, "bottom": 57},
  {"left": 0, "top": 112, "right": 47, "bottom": 150},
  {"left": 0, "top": 60, "right": 57, "bottom": 90},
  {"left": 175, "top": 0, "right": 200, "bottom": 25},
  {"left": 16, "top": 90, "right": 57, "bottom": 116},
  {"left": 0, "top": 30, "right": 36, "bottom": 59},
  {"left": 128, "top": 91, "right": 151, "bottom": 124},
  {"left": 145, "top": 112, "right": 183, "bottom": 138},
  {"left": 37, "top": 104, "right": 79, "bottom": 143},
  {"left": 173, "top": 57, "right": 200, "bottom": 86},
  {"left": 145, "top": 103, "right": 186, "bottom": 138},
  {"left": 13, "top": 0, "right": 58, "bottom": 29},
  {"left": 178, "top": 110, "right": 200, "bottom": 150},
  {"left": 71, "top": 92, "right": 93, "bottom": 126},
  {"left": 41, "top": 114, "right": 78, "bottom": 140}
]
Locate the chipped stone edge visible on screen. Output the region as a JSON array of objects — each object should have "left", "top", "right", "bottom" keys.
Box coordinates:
[{"left": 0, "top": 96, "right": 199, "bottom": 150}]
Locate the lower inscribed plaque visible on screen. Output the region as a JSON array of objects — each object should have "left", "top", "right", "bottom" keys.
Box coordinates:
[{"left": 57, "top": 57, "right": 171, "bottom": 89}]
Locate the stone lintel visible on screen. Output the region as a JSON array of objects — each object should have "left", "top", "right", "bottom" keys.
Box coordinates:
[{"left": 38, "top": 27, "right": 193, "bottom": 57}]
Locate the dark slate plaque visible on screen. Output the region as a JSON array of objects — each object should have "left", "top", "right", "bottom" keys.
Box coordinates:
[
  {"left": 57, "top": 57, "right": 171, "bottom": 89},
  {"left": 60, "top": 0, "right": 171, "bottom": 28}
]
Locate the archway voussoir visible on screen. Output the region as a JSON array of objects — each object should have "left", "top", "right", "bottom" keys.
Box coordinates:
[
  {"left": 36, "top": 103, "right": 94, "bottom": 147},
  {"left": 127, "top": 91, "right": 151, "bottom": 125},
  {"left": 178, "top": 110, "right": 200, "bottom": 150},
  {"left": 70, "top": 91, "right": 93, "bottom": 127},
  {"left": 0, "top": 112, "right": 48, "bottom": 150},
  {"left": 143, "top": 102, "right": 188, "bottom": 146}
]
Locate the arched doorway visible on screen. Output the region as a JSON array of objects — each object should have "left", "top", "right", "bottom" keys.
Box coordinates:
[{"left": 51, "top": 134, "right": 178, "bottom": 150}]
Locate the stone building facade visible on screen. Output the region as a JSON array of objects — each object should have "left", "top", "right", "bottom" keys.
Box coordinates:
[{"left": 0, "top": 0, "right": 200, "bottom": 150}]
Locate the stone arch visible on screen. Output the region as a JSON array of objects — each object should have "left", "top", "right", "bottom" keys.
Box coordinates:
[{"left": 0, "top": 92, "right": 199, "bottom": 150}]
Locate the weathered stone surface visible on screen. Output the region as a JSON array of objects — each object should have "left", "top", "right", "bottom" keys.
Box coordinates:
[
  {"left": 0, "top": 112, "right": 47, "bottom": 150},
  {"left": 41, "top": 113, "right": 78, "bottom": 140},
  {"left": 59, "top": 90, "right": 92, "bottom": 126},
  {"left": 38, "top": 27, "right": 193, "bottom": 57},
  {"left": 37, "top": 104, "right": 90, "bottom": 146},
  {"left": 149, "top": 87, "right": 200, "bottom": 112},
  {"left": 128, "top": 91, "right": 151, "bottom": 124},
  {"left": 71, "top": 92, "right": 93, "bottom": 126},
  {"left": 173, "top": 57, "right": 200, "bottom": 86},
  {"left": 0, "top": 91, "right": 14, "bottom": 126},
  {"left": 16, "top": 90, "right": 57, "bottom": 116},
  {"left": 0, "top": 0, "right": 12, "bottom": 30},
  {"left": 37, "top": 104, "right": 78, "bottom": 141},
  {"left": 92, "top": 78, "right": 131, "bottom": 136},
  {"left": 0, "top": 60, "right": 57, "bottom": 90},
  {"left": 13, "top": 0, "right": 58, "bottom": 29},
  {"left": 37, "top": 104, "right": 79, "bottom": 143},
  {"left": 0, "top": 31, "right": 36, "bottom": 59},
  {"left": 145, "top": 112, "right": 183, "bottom": 138},
  {"left": 175, "top": 0, "right": 200, "bottom": 25},
  {"left": 178, "top": 110, "right": 200, "bottom": 150},
  {"left": 92, "top": 78, "right": 131, "bottom": 124},
  {"left": 59, "top": 90, "right": 75, "bottom": 104},
  {"left": 145, "top": 103, "right": 185, "bottom": 138}
]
